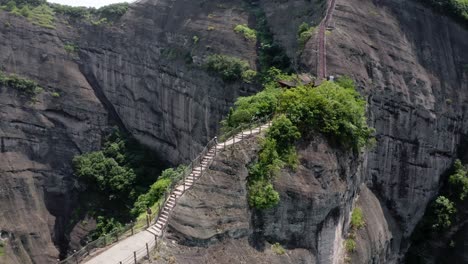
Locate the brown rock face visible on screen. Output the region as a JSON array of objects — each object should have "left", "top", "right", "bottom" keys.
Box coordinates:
[
  {"left": 0, "top": 11, "right": 107, "bottom": 263},
  {"left": 166, "top": 134, "right": 362, "bottom": 264},
  {"left": 1, "top": 0, "right": 468, "bottom": 262},
  {"left": 299, "top": 0, "right": 468, "bottom": 261},
  {"left": 0, "top": 0, "right": 260, "bottom": 262}
]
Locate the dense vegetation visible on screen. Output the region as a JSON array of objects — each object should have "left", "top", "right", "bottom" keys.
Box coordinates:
[
  {"left": 297, "top": 22, "right": 316, "bottom": 48},
  {"left": 72, "top": 131, "right": 163, "bottom": 238},
  {"left": 223, "top": 70, "right": 374, "bottom": 209},
  {"left": 205, "top": 54, "right": 257, "bottom": 83},
  {"left": 0, "top": 0, "right": 129, "bottom": 28},
  {"left": 0, "top": 71, "right": 43, "bottom": 96},
  {"left": 131, "top": 166, "right": 185, "bottom": 216},
  {"left": 423, "top": 0, "right": 468, "bottom": 22}
]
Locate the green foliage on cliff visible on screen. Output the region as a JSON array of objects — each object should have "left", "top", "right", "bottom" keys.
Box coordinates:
[
  {"left": 74, "top": 151, "right": 137, "bottom": 201},
  {"left": 234, "top": 24, "right": 257, "bottom": 42},
  {"left": 224, "top": 74, "right": 374, "bottom": 151},
  {"left": 430, "top": 196, "right": 457, "bottom": 230},
  {"left": 1, "top": 1, "right": 55, "bottom": 28},
  {"left": 97, "top": 3, "right": 128, "bottom": 21},
  {"left": 72, "top": 130, "right": 163, "bottom": 237},
  {"left": 131, "top": 166, "right": 185, "bottom": 216},
  {"left": 271, "top": 242, "right": 286, "bottom": 255},
  {"left": 297, "top": 22, "right": 315, "bottom": 48},
  {"left": 0, "top": 241, "right": 4, "bottom": 257},
  {"left": 252, "top": 8, "right": 292, "bottom": 74},
  {"left": 281, "top": 80, "right": 375, "bottom": 150},
  {"left": 247, "top": 116, "right": 301, "bottom": 209},
  {"left": 345, "top": 238, "right": 357, "bottom": 252},
  {"left": 224, "top": 72, "right": 373, "bottom": 209},
  {"left": 423, "top": 0, "right": 468, "bottom": 22},
  {"left": 1, "top": 0, "right": 128, "bottom": 27},
  {"left": 205, "top": 54, "right": 257, "bottom": 82},
  {"left": 448, "top": 159, "right": 468, "bottom": 200},
  {"left": 0, "top": 71, "right": 43, "bottom": 96},
  {"left": 64, "top": 43, "right": 78, "bottom": 54},
  {"left": 351, "top": 207, "right": 365, "bottom": 229},
  {"left": 345, "top": 206, "right": 365, "bottom": 254}
]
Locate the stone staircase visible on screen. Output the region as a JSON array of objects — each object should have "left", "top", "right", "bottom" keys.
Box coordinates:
[
  {"left": 146, "top": 123, "right": 271, "bottom": 237},
  {"left": 147, "top": 147, "right": 216, "bottom": 236}
]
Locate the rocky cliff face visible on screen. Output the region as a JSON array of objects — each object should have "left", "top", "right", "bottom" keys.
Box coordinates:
[
  {"left": 164, "top": 133, "right": 362, "bottom": 264},
  {"left": 163, "top": 0, "right": 468, "bottom": 263},
  {"left": 0, "top": 11, "right": 108, "bottom": 263},
  {"left": 0, "top": 0, "right": 260, "bottom": 262},
  {"left": 1, "top": 0, "right": 468, "bottom": 263},
  {"left": 300, "top": 0, "right": 468, "bottom": 261}
]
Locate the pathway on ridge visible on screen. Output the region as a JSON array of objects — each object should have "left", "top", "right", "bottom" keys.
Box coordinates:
[
  {"left": 84, "top": 123, "right": 271, "bottom": 264},
  {"left": 316, "top": 0, "right": 337, "bottom": 80}
]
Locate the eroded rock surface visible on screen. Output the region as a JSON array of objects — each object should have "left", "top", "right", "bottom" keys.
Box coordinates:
[
  {"left": 0, "top": 0, "right": 260, "bottom": 262},
  {"left": 166, "top": 133, "right": 362, "bottom": 264},
  {"left": 302, "top": 0, "right": 468, "bottom": 261}
]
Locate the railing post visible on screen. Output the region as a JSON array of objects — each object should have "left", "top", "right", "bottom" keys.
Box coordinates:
[
  {"left": 146, "top": 243, "right": 150, "bottom": 259},
  {"left": 116, "top": 232, "right": 119, "bottom": 242},
  {"left": 146, "top": 214, "right": 150, "bottom": 228},
  {"left": 134, "top": 251, "right": 137, "bottom": 264}
]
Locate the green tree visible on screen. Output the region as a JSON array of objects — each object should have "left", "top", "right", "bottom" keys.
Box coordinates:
[
  {"left": 248, "top": 179, "right": 280, "bottom": 209},
  {"left": 297, "top": 22, "right": 315, "bottom": 48},
  {"left": 73, "top": 151, "right": 136, "bottom": 200},
  {"left": 267, "top": 114, "right": 301, "bottom": 152},
  {"left": 448, "top": 159, "right": 468, "bottom": 200},
  {"left": 205, "top": 54, "right": 251, "bottom": 82},
  {"left": 431, "top": 196, "right": 456, "bottom": 231}
]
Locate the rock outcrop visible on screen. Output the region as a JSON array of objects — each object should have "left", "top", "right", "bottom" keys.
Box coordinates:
[
  {"left": 165, "top": 132, "right": 362, "bottom": 264},
  {"left": 300, "top": 0, "right": 468, "bottom": 261}
]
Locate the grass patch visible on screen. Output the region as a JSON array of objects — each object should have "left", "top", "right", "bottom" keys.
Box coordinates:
[
  {"left": 271, "top": 242, "right": 285, "bottom": 255},
  {"left": 64, "top": 43, "right": 78, "bottom": 54},
  {"left": 0, "top": 241, "right": 4, "bottom": 256},
  {"left": 5, "top": 3, "right": 55, "bottom": 28},
  {"left": 345, "top": 207, "right": 366, "bottom": 254},
  {"left": 345, "top": 238, "right": 356, "bottom": 252},
  {"left": 1, "top": 1, "right": 129, "bottom": 27},
  {"left": 205, "top": 54, "right": 256, "bottom": 83},
  {"left": 351, "top": 207, "right": 365, "bottom": 229},
  {"left": 0, "top": 71, "right": 43, "bottom": 97},
  {"left": 234, "top": 24, "right": 257, "bottom": 42}
]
